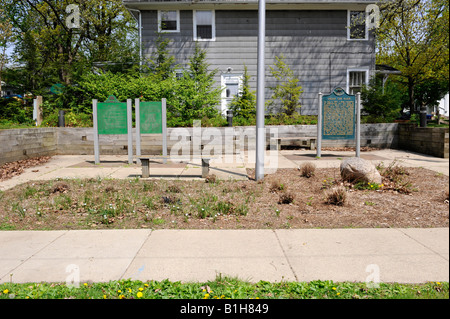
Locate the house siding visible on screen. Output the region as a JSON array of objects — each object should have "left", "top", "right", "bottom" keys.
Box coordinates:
[{"left": 140, "top": 9, "right": 375, "bottom": 115}]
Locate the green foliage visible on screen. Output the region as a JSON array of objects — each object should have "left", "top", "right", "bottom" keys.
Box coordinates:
[
  {"left": 265, "top": 113, "right": 317, "bottom": 126},
  {"left": 1, "top": 279, "right": 447, "bottom": 299},
  {"left": 229, "top": 66, "right": 256, "bottom": 121},
  {"left": 360, "top": 77, "right": 405, "bottom": 122},
  {"left": 268, "top": 55, "right": 303, "bottom": 116},
  {"left": 168, "top": 43, "right": 223, "bottom": 127},
  {"left": 148, "top": 33, "right": 176, "bottom": 80},
  {"left": 0, "top": 98, "right": 33, "bottom": 124},
  {"left": 376, "top": 0, "right": 449, "bottom": 111}
]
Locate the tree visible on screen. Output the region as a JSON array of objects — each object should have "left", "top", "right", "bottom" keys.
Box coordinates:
[
  {"left": 268, "top": 55, "right": 303, "bottom": 116},
  {"left": 148, "top": 33, "right": 176, "bottom": 80},
  {"left": 0, "top": 6, "right": 14, "bottom": 96},
  {"left": 376, "top": 0, "right": 449, "bottom": 126},
  {"left": 170, "top": 43, "right": 222, "bottom": 126},
  {"left": 5, "top": 0, "right": 138, "bottom": 90},
  {"left": 229, "top": 65, "right": 256, "bottom": 121},
  {"left": 361, "top": 77, "right": 405, "bottom": 122}
]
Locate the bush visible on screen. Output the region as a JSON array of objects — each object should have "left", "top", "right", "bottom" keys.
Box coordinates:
[
  {"left": 325, "top": 186, "right": 347, "bottom": 206},
  {"left": 230, "top": 66, "right": 256, "bottom": 121},
  {"left": 360, "top": 78, "right": 404, "bottom": 122},
  {"left": 299, "top": 162, "right": 316, "bottom": 178},
  {"left": 0, "top": 98, "right": 33, "bottom": 124},
  {"left": 265, "top": 113, "right": 317, "bottom": 126},
  {"left": 278, "top": 191, "right": 295, "bottom": 205}
]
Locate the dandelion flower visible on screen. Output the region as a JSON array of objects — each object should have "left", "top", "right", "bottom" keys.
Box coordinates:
[
  {"left": 139, "top": 287, "right": 144, "bottom": 291},
  {"left": 3, "top": 289, "right": 9, "bottom": 294},
  {"left": 332, "top": 287, "right": 337, "bottom": 290},
  {"left": 137, "top": 292, "right": 143, "bottom": 298}
]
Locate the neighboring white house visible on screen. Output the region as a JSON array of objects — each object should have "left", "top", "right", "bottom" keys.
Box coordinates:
[{"left": 438, "top": 93, "right": 449, "bottom": 117}]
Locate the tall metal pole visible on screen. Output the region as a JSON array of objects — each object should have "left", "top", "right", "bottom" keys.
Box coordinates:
[
  {"left": 255, "top": 0, "right": 266, "bottom": 181},
  {"left": 356, "top": 92, "right": 361, "bottom": 158},
  {"left": 317, "top": 93, "right": 323, "bottom": 158}
]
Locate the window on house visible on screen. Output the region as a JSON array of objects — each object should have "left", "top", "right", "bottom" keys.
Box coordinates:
[
  {"left": 348, "top": 11, "right": 367, "bottom": 40},
  {"left": 348, "top": 70, "right": 368, "bottom": 95},
  {"left": 194, "top": 10, "right": 215, "bottom": 41},
  {"left": 159, "top": 10, "right": 179, "bottom": 32}
]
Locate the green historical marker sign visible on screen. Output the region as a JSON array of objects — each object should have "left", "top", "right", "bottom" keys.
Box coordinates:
[
  {"left": 97, "top": 96, "right": 128, "bottom": 135},
  {"left": 139, "top": 101, "right": 163, "bottom": 134},
  {"left": 321, "top": 88, "right": 356, "bottom": 140}
]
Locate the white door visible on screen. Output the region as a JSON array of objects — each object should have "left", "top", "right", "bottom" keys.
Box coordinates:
[{"left": 221, "top": 74, "right": 243, "bottom": 115}]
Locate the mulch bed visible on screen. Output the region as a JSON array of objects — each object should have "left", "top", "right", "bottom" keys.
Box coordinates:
[
  {"left": 0, "top": 157, "right": 52, "bottom": 181},
  {"left": 0, "top": 163, "right": 448, "bottom": 230}
]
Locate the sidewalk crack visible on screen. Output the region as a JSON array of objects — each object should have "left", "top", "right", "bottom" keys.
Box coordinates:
[{"left": 272, "top": 230, "right": 299, "bottom": 282}]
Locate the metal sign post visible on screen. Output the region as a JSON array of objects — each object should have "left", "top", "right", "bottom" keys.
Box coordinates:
[
  {"left": 255, "top": 0, "right": 266, "bottom": 181},
  {"left": 317, "top": 93, "right": 323, "bottom": 158}
]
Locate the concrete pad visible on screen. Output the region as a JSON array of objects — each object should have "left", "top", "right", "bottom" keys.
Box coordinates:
[
  {"left": 210, "top": 167, "right": 248, "bottom": 181},
  {"left": 4, "top": 230, "right": 151, "bottom": 283},
  {"left": 275, "top": 228, "right": 449, "bottom": 283},
  {"left": 110, "top": 167, "right": 142, "bottom": 179},
  {"left": 147, "top": 167, "right": 186, "bottom": 178},
  {"left": 0, "top": 231, "right": 67, "bottom": 283},
  {"left": 35, "top": 167, "right": 120, "bottom": 180},
  {"left": 123, "top": 230, "right": 295, "bottom": 283}
]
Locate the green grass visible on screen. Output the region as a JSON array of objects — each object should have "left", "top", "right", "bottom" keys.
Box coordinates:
[{"left": 0, "top": 277, "right": 447, "bottom": 299}]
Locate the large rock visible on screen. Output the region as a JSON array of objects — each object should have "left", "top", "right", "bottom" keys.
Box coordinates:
[{"left": 340, "top": 157, "right": 382, "bottom": 184}]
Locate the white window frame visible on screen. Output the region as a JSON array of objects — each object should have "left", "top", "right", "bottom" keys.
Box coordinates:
[
  {"left": 346, "top": 68, "right": 369, "bottom": 95},
  {"left": 158, "top": 10, "right": 180, "bottom": 33},
  {"left": 193, "top": 10, "right": 216, "bottom": 41},
  {"left": 347, "top": 10, "right": 368, "bottom": 41}
]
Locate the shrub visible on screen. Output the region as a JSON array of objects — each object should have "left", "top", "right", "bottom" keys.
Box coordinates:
[
  {"left": 270, "top": 180, "right": 286, "bottom": 193},
  {"left": 278, "top": 192, "right": 295, "bottom": 205},
  {"left": 230, "top": 65, "right": 256, "bottom": 121},
  {"left": 267, "top": 55, "right": 303, "bottom": 116},
  {"left": 299, "top": 162, "right": 316, "bottom": 178},
  {"left": 360, "top": 77, "right": 404, "bottom": 122},
  {"left": 205, "top": 174, "right": 217, "bottom": 184},
  {"left": 325, "top": 186, "right": 347, "bottom": 206}
]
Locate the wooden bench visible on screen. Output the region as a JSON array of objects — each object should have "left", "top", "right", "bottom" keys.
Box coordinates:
[
  {"left": 138, "top": 156, "right": 212, "bottom": 178},
  {"left": 270, "top": 137, "right": 317, "bottom": 150}
]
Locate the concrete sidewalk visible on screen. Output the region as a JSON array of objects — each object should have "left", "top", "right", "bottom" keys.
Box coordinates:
[
  {"left": 0, "top": 228, "right": 448, "bottom": 284},
  {"left": 0, "top": 149, "right": 448, "bottom": 285}
]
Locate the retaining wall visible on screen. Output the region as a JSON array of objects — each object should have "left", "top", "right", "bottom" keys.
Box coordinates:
[
  {"left": 1, "top": 123, "right": 400, "bottom": 165},
  {"left": 398, "top": 124, "right": 449, "bottom": 159},
  {"left": 0, "top": 128, "right": 57, "bottom": 165}
]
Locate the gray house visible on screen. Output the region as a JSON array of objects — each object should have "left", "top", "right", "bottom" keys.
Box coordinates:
[{"left": 123, "top": 0, "right": 377, "bottom": 115}]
